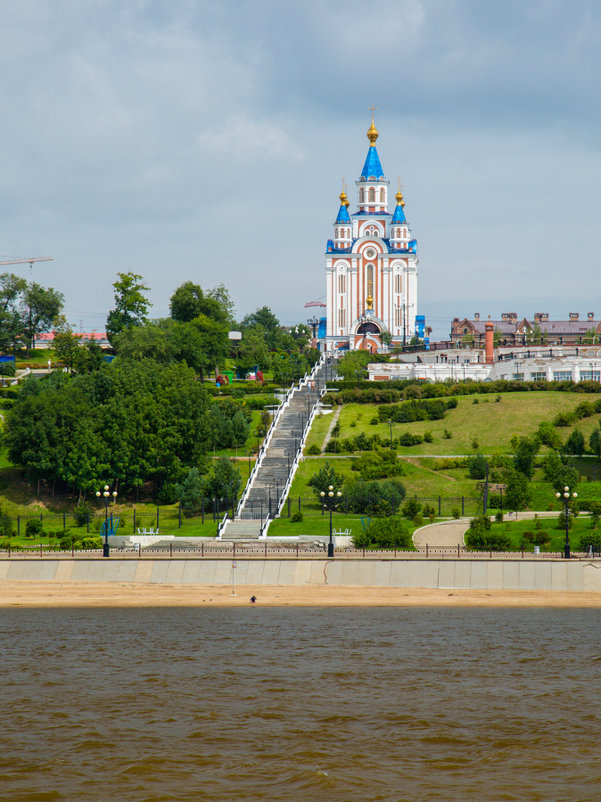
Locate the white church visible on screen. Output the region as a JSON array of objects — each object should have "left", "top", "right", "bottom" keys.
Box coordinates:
[{"left": 323, "top": 115, "right": 419, "bottom": 352}]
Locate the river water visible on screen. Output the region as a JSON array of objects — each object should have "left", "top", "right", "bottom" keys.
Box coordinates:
[{"left": 1, "top": 606, "right": 600, "bottom": 801}]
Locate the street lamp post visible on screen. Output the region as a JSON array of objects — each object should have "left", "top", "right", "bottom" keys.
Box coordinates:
[
  {"left": 320, "top": 484, "right": 342, "bottom": 558},
  {"left": 95, "top": 483, "right": 118, "bottom": 558},
  {"left": 555, "top": 485, "right": 577, "bottom": 559}
]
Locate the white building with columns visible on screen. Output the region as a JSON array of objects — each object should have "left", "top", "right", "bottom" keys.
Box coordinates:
[{"left": 323, "top": 116, "right": 419, "bottom": 352}]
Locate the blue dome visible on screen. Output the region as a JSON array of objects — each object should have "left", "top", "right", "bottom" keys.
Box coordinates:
[
  {"left": 391, "top": 203, "right": 407, "bottom": 224},
  {"left": 335, "top": 204, "right": 352, "bottom": 224},
  {"left": 360, "top": 146, "right": 385, "bottom": 180}
]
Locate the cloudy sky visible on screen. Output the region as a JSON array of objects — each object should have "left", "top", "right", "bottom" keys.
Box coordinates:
[{"left": 1, "top": 0, "right": 600, "bottom": 339}]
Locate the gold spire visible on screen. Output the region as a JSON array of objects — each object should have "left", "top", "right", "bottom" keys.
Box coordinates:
[
  {"left": 396, "top": 190, "right": 405, "bottom": 208},
  {"left": 367, "top": 104, "right": 378, "bottom": 146},
  {"left": 339, "top": 189, "right": 349, "bottom": 207}
]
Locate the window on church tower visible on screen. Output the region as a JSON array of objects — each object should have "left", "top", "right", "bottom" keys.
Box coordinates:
[
  {"left": 395, "top": 274, "right": 401, "bottom": 294},
  {"left": 339, "top": 274, "right": 345, "bottom": 293},
  {"left": 367, "top": 264, "right": 374, "bottom": 300},
  {"left": 368, "top": 187, "right": 375, "bottom": 203},
  {"left": 380, "top": 188, "right": 385, "bottom": 203},
  {"left": 359, "top": 188, "right": 364, "bottom": 203}
]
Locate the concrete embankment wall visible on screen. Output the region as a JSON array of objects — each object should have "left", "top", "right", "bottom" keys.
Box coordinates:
[{"left": 1, "top": 559, "right": 601, "bottom": 592}]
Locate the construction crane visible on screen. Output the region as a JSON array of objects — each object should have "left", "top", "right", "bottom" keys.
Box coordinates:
[
  {"left": 0, "top": 256, "right": 53, "bottom": 279},
  {"left": 304, "top": 300, "right": 326, "bottom": 308}
]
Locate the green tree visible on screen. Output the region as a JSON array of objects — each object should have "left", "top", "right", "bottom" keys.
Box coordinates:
[
  {"left": 0, "top": 273, "right": 27, "bottom": 353},
  {"left": 504, "top": 470, "right": 531, "bottom": 512},
  {"left": 467, "top": 454, "right": 488, "bottom": 480},
  {"left": 511, "top": 434, "right": 539, "bottom": 480},
  {"left": 565, "top": 428, "right": 585, "bottom": 457},
  {"left": 308, "top": 462, "right": 344, "bottom": 501},
  {"left": 176, "top": 468, "right": 206, "bottom": 514},
  {"left": 241, "top": 306, "right": 281, "bottom": 348},
  {"left": 337, "top": 349, "right": 371, "bottom": 381},
  {"left": 590, "top": 426, "right": 601, "bottom": 458},
  {"left": 238, "top": 324, "right": 271, "bottom": 372},
  {"left": 106, "top": 272, "right": 150, "bottom": 344},
  {"left": 22, "top": 282, "right": 64, "bottom": 350},
  {"left": 52, "top": 316, "right": 81, "bottom": 372},
  {"left": 542, "top": 452, "right": 579, "bottom": 493},
  {"left": 72, "top": 339, "right": 104, "bottom": 374},
  {"left": 345, "top": 478, "right": 406, "bottom": 516},
  {"left": 206, "top": 457, "right": 242, "bottom": 501}
]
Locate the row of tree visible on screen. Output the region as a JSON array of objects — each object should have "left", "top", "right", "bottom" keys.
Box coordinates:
[
  {"left": 3, "top": 358, "right": 249, "bottom": 499},
  {"left": 0, "top": 273, "right": 64, "bottom": 352}
]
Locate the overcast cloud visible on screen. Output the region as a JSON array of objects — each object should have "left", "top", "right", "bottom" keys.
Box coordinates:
[{"left": 1, "top": 0, "right": 600, "bottom": 338}]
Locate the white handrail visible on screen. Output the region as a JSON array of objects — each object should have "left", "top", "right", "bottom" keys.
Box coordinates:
[
  {"left": 259, "top": 512, "right": 271, "bottom": 539},
  {"left": 216, "top": 512, "right": 228, "bottom": 538}
]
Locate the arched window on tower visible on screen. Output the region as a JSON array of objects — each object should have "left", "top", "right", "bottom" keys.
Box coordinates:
[
  {"left": 367, "top": 264, "right": 374, "bottom": 301},
  {"left": 368, "top": 187, "right": 375, "bottom": 203},
  {"left": 359, "top": 188, "right": 364, "bottom": 203},
  {"left": 380, "top": 188, "right": 385, "bottom": 203}
]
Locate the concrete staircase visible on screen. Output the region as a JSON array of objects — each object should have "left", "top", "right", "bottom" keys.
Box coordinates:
[{"left": 219, "top": 356, "right": 335, "bottom": 540}]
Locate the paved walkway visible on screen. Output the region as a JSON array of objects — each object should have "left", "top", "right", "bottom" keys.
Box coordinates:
[
  {"left": 321, "top": 406, "right": 341, "bottom": 455},
  {"left": 413, "top": 511, "right": 563, "bottom": 548}
]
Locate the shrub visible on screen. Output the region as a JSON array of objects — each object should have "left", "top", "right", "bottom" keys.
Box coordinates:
[
  {"left": 401, "top": 498, "right": 421, "bottom": 519},
  {"left": 158, "top": 483, "right": 180, "bottom": 505},
  {"left": 558, "top": 511, "right": 573, "bottom": 530},
  {"left": 25, "top": 519, "right": 43, "bottom": 538},
  {"left": 290, "top": 511, "right": 303, "bottom": 523},
  {"left": 0, "top": 512, "right": 12, "bottom": 537},
  {"left": 423, "top": 431, "right": 433, "bottom": 443},
  {"left": 471, "top": 436, "right": 480, "bottom": 450},
  {"left": 422, "top": 504, "right": 436, "bottom": 518},
  {"left": 579, "top": 531, "right": 601, "bottom": 552},
  {"left": 465, "top": 522, "right": 510, "bottom": 551},
  {"left": 522, "top": 530, "right": 550, "bottom": 546},
  {"left": 353, "top": 516, "right": 411, "bottom": 549},
  {"left": 495, "top": 511, "right": 503, "bottom": 522},
  {"left": 413, "top": 513, "right": 423, "bottom": 527},
  {"left": 451, "top": 506, "right": 461, "bottom": 519},
  {"left": 467, "top": 454, "right": 488, "bottom": 480},
  {"left": 351, "top": 449, "right": 404, "bottom": 480},
  {"left": 306, "top": 444, "right": 321, "bottom": 455},
  {"left": 345, "top": 478, "right": 406, "bottom": 516},
  {"left": 73, "top": 502, "right": 94, "bottom": 528},
  {"left": 472, "top": 397, "right": 479, "bottom": 404},
  {"left": 324, "top": 438, "right": 340, "bottom": 453},
  {"left": 443, "top": 429, "right": 453, "bottom": 439}
]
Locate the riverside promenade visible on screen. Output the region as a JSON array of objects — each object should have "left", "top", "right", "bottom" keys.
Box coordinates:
[{"left": 1, "top": 556, "right": 601, "bottom": 593}]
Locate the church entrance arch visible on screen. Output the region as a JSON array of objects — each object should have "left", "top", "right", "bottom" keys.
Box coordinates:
[{"left": 356, "top": 321, "right": 380, "bottom": 336}]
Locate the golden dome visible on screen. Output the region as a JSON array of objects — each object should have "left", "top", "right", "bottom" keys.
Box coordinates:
[
  {"left": 366, "top": 294, "right": 373, "bottom": 310},
  {"left": 396, "top": 190, "right": 405, "bottom": 208},
  {"left": 367, "top": 118, "right": 379, "bottom": 146},
  {"left": 339, "top": 189, "right": 349, "bottom": 207}
]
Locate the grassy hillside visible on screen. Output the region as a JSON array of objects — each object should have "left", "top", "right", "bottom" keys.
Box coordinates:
[{"left": 316, "top": 391, "right": 601, "bottom": 455}]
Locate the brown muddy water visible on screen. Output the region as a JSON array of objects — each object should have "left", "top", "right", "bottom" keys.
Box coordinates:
[{"left": 1, "top": 607, "right": 600, "bottom": 801}]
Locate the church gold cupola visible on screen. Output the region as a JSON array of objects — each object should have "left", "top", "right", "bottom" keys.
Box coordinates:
[{"left": 333, "top": 188, "right": 352, "bottom": 248}]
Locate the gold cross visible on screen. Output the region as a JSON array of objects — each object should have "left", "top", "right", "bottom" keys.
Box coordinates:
[{"left": 368, "top": 104, "right": 377, "bottom": 120}]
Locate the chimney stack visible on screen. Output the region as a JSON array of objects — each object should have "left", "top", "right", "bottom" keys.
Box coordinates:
[{"left": 485, "top": 322, "right": 494, "bottom": 365}]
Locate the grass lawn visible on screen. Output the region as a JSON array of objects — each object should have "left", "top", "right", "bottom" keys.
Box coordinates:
[
  {"left": 481, "top": 515, "right": 598, "bottom": 553},
  {"left": 328, "top": 391, "right": 601, "bottom": 455},
  {"left": 304, "top": 410, "right": 336, "bottom": 452}
]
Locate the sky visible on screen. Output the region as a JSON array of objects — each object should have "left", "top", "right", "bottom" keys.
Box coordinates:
[{"left": 1, "top": 0, "right": 600, "bottom": 340}]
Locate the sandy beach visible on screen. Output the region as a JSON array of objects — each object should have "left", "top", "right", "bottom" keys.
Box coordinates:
[{"left": 1, "top": 581, "right": 601, "bottom": 607}]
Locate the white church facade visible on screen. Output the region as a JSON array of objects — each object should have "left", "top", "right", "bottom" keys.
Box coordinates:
[{"left": 323, "top": 116, "right": 419, "bottom": 352}]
